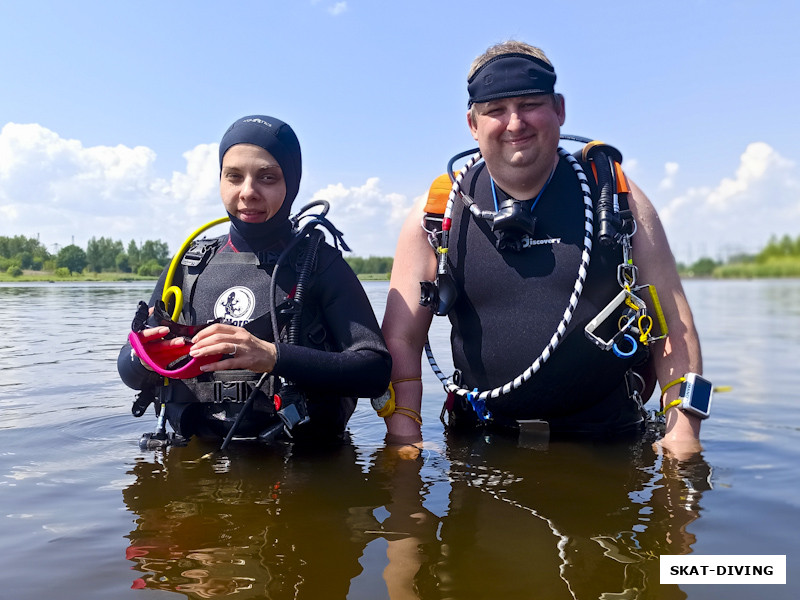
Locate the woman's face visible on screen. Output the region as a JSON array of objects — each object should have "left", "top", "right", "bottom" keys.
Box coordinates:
[{"left": 220, "top": 144, "right": 287, "bottom": 223}]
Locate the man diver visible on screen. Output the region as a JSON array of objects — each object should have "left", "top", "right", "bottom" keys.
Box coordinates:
[{"left": 379, "top": 41, "right": 705, "bottom": 457}]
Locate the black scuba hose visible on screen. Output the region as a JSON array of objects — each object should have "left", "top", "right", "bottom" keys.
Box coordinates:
[
  {"left": 587, "top": 146, "right": 619, "bottom": 246},
  {"left": 221, "top": 205, "right": 328, "bottom": 451},
  {"left": 425, "top": 144, "right": 595, "bottom": 402},
  {"left": 288, "top": 229, "right": 322, "bottom": 344},
  {"left": 447, "top": 147, "right": 480, "bottom": 184},
  {"left": 220, "top": 372, "right": 269, "bottom": 451},
  {"left": 269, "top": 221, "right": 317, "bottom": 343},
  {"left": 221, "top": 227, "right": 319, "bottom": 452},
  {"left": 446, "top": 147, "right": 497, "bottom": 222}
]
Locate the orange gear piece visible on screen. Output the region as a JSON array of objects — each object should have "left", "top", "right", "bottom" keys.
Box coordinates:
[{"left": 424, "top": 173, "right": 454, "bottom": 215}]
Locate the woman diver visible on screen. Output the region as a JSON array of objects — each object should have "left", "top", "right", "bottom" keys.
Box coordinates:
[{"left": 118, "top": 115, "right": 392, "bottom": 448}]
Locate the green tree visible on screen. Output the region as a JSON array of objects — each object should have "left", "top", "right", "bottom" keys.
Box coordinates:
[
  {"left": 137, "top": 259, "right": 164, "bottom": 277},
  {"left": 0, "top": 235, "right": 52, "bottom": 265},
  {"left": 17, "top": 251, "right": 33, "bottom": 270},
  {"left": 86, "top": 237, "right": 124, "bottom": 272},
  {"left": 116, "top": 252, "right": 131, "bottom": 273},
  {"left": 127, "top": 239, "right": 141, "bottom": 271},
  {"left": 56, "top": 245, "right": 88, "bottom": 274},
  {"left": 364, "top": 256, "right": 393, "bottom": 274},
  {"left": 140, "top": 240, "right": 170, "bottom": 266},
  {"left": 345, "top": 256, "right": 393, "bottom": 275},
  {"left": 687, "top": 257, "right": 719, "bottom": 277}
]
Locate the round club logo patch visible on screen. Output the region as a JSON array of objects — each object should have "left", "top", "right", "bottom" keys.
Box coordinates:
[{"left": 214, "top": 286, "right": 256, "bottom": 325}]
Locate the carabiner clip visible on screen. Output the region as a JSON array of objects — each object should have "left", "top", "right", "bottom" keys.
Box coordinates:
[
  {"left": 585, "top": 288, "right": 647, "bottom": 351},
  {"left": 617, "top": 263, "right": 638, "bottom": 288},
  {"left": 616, "top": 232, "right": 638, "bottom": 287}
]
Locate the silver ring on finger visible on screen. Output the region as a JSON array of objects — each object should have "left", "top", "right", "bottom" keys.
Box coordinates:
[{"left": 231, "top": 343, "right": 238, "bottom": 356}]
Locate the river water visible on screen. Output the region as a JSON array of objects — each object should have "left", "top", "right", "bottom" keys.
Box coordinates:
[{"left": 0, "top": 279, "right": 797, "bottom": 599}]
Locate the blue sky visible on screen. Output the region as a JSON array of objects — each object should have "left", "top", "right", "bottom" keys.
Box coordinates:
[{"left": 1, "top": 0, "right": 798, "bottom": 263}]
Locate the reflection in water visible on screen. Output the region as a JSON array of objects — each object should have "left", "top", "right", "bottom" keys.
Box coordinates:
[
  {"left": 123, "top": 428, "right": 711, "bottom": 599},
  {"left": 3, "top": 281, "right": 798, "bottom": 599},
  {"left": 123, "top": 440, "right": 392, "bottom": 598},
  {"left": 412, "top": 431, "right": 712, "bottom": 599}
]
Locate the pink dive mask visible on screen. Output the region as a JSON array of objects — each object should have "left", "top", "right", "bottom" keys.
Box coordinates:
[{"left": 129, "top": 301, "right": 223, "bottom": 379}]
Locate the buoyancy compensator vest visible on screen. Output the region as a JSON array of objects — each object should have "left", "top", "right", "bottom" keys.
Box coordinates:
[
  {"left": 419, "top": 137, "right": 661, "bottom": 435},
  {"left": 134, "top": 202, "right": 351, "bottom": 447}
]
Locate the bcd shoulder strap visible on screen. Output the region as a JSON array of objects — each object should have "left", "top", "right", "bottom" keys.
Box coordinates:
[{"left": 177, "top": 236, "right": 225, "bottom": 323}]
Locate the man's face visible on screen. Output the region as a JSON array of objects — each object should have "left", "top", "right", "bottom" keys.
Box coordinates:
[
  {"left": 468, "top": 95, "right": 565, "bottom": 184},
  {"left": 219, "top": 144, "right": 287, "bottom": 223}
]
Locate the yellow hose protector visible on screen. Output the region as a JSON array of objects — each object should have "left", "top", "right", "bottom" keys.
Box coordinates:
[
  {"left": 642, "top": 284, "right": 669, "bottom": 339},
  {"left": 162, "top": 217, "right": 230, "bottom": 320}
]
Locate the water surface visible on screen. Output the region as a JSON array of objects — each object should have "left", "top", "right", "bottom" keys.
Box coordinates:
[{"left": 0, "top": 279, "right": 797, "bottom": 599}]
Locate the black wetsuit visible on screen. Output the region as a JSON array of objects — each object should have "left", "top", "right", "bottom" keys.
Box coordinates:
[
  {"left": 444, "top": 156, "right": 647, "bottom": 435},
  {"left": 118, "top": 219, "right": 391, "bottom": 441}
]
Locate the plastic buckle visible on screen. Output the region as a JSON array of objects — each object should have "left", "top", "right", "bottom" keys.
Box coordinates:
[
  {"left": 181, "top": 239, "right": 218, "bottom": 267},
  {"left": 466, "top": 388, "right": 492, "bottom": 422},
  {"left": 213, "top": 381, "right": 249, "bottom": 404}
]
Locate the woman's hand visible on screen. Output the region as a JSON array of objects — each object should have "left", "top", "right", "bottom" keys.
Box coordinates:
[
  {"left": 188, "top": 323, "right": 277, "bottom": 373},
  {"left": 134, "top": 326, "right": 186, "bottom": 370}
]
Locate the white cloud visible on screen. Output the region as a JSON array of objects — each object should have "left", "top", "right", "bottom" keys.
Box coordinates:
[
  {"left": 310, "top": 0, "right": 347, "bottom": 16},
  {"left": 310, "top": 177, "right": 416, "bottom": 256},
  {"left": 0, "top": 122, "right": 414, "bottom": 257},
  {"left": 657, "top": 142, "right": 799, "bottom": 262},
  {"left": 156, "top": 143, "right": 221, "bottom": 220},
  {"left": 19, "top": 120, "right": 795, "bottom": 266},
  {"left": 328, "top": 2, "right": 347, "bottom": 16},
  {"left": 0, "top": 122, "right": 220, "bottom": 251},
  {"left": 659, "top": 162, "right": 679, "bottom": 190}
]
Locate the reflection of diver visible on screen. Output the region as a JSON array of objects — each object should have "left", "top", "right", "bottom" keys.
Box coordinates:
[
  {"left": 410, "top": 430, "right": 712, "bottom": 600},
  {"left": 123, "top": 440, "right": 391, "bottom": 598},
  {"left": 368, "top": 445, "right": 443, "bottom": 600}
]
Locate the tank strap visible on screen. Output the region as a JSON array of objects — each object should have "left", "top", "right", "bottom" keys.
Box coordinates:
[{"left": 178, "top": 236, "right": 224, "bottom": 323}]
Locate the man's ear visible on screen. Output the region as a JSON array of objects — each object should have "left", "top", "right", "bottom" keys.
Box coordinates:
[{"left": 467, "top": 109, "right": 479, "bottom": 141}]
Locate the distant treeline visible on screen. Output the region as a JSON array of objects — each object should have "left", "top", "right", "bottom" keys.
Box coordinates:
[
  {"left": 344, "top": 256, "right": 393, "bottom": 275},
  {"left": 678, "top": 234, "right": 800, "bottom": 278},
  {"left": 7, "top": 232, "right": 799, "bottom": 280},
  {"left": 1, "top": 234, "right": 393, "bottom": 278},
  {"left": 0, "top": 235, "right": 171, "bottom": 277}
]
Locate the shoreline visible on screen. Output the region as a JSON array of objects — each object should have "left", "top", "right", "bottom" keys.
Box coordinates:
[
  {"left": 4, "top": 265, "right": 799, "bottom": 284},
  {"left": 0, "top": 271, "right": 392, "bottom": 283}
]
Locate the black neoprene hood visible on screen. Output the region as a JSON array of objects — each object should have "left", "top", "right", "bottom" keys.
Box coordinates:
[{"left": 218, "top": 115, "right": 302, "bottom": 207}]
